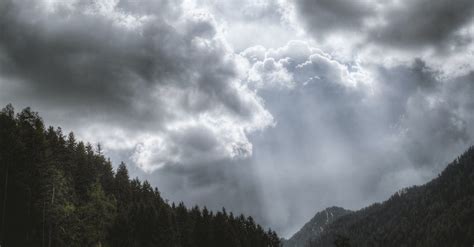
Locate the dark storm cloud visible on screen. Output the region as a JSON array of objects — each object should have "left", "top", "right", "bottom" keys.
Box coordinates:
[
  {"left": 372, "top": 0, "right": 474, "bottom": 49},
  {"left": 1, "top": 0, "right": 227, "bottom": 123},
  {"left": 0, "top": 0, "right": 273, "bottom": 170},
  {"left": 0, "top": 0, "right": 179, "bottom": 124},
  {"left": 293, "top": 0, "right": 375, "bottom": 35},
  {"left": 294, "top": 0, "right": 474, "bottom": 49},
  {"left": 115, "top": 0, "right": 182, "bottom": 17}
]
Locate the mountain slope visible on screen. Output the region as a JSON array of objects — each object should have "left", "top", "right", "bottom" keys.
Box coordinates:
[
  {"left": 309, "top": 147, "right": 474, "bottom": 247},
  {"left": 283, "top": 207, "right": 351, "bottom": 247}
]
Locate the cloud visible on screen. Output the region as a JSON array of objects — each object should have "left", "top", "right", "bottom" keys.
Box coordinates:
[
  {"left": 293, "top": 0, "right": 375, "bottom": 36},
  {"left": 370, "top": 0, "right": 474, "bottom": 49},
  {"left": 294, "top": 0, "right": 474, "bottom": 49},
  {"left": 239, "top": 40, "right": 474, "bottom": 236},
  {"left": 191, "top": 0, "right": 298, "bottom": 50},
  {"left": 292, "top": 0, "right": 474, "bottom": 77},
  {"left": 242, "top": 40, "right": 372, "bottom": 90},
  {"left": 0, "top": 0, "right": 273, "bottom": 171}
]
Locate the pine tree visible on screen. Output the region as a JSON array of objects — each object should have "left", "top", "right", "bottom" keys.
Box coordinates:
[{"left": 0, "top": 105, "right": 282, "bottom": 247}]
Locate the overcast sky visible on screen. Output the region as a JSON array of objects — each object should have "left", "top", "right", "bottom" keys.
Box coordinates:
[{"left": 1, "top": 0, "right": 474, "bottom": 238}]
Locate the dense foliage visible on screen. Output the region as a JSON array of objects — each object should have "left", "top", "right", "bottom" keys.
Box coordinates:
[
  {"left": 308, "top": 146, "right": 474, "bottom": 247},
  {"left": 0, "top": 105, "right": 280, "bottom": 247}
]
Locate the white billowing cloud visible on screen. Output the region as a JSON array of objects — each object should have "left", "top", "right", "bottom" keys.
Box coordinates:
[
  {"left": 131, "top": 97, "right": 273, "bottom": 172},
  {"left": 246, "top": 56, "right": 295, "bottom": 89},
  {"left": 242, "top": 40, "right": 373, "bottom": 90}
]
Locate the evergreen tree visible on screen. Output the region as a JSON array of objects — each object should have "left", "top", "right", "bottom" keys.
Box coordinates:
[{"left": 0, "top": 105, "right": 281, "bottom": 247}]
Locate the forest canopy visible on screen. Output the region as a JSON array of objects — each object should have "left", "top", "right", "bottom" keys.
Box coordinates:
[{"left": 0, "top": 104, "right": 280, "bottom": 247}]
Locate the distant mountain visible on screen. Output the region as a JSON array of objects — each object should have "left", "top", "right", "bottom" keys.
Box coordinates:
[
  {"left": 283, "top": 207, "right": 351, "bottom": 247},
  {"left": 305, "top": 147, "right": 474, "bottom": 247}
]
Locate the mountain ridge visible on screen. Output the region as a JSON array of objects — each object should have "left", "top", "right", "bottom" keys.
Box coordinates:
[
  {"left": 283, "top": 206, "right": 351, "bottom": 247},
  {"left": 289, "top": 147, "right": 474, "bottom": 247}
]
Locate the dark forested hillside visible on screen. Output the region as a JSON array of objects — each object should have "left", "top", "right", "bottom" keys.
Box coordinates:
[
  {"left": 0, "top": 105, "right": 280, "bottom": 247},
  {"left": 308, "top": 147, "right": 474, "bottom": 247},
  {"left": 283, "top": 207, "right": 351, "bottom": 247}
]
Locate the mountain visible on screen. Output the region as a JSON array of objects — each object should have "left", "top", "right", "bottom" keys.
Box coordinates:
[
  {"left": 283, "top": 207, "right": 351, "bottom": 247},
  {"left": 306, "top": 147, "right": 474, "bottom": 247},
  {"left": 0, "top": 105, "right": 280, "bottom": 247}
]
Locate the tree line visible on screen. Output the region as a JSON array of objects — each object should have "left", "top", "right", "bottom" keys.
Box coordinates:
[{"left": 0, "top": 104, "right": 280, "bottom": 247}]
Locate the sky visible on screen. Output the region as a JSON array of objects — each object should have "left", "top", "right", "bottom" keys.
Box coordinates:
[{"left": 1, "top": 0, "right": 474, "bottom": 238}]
